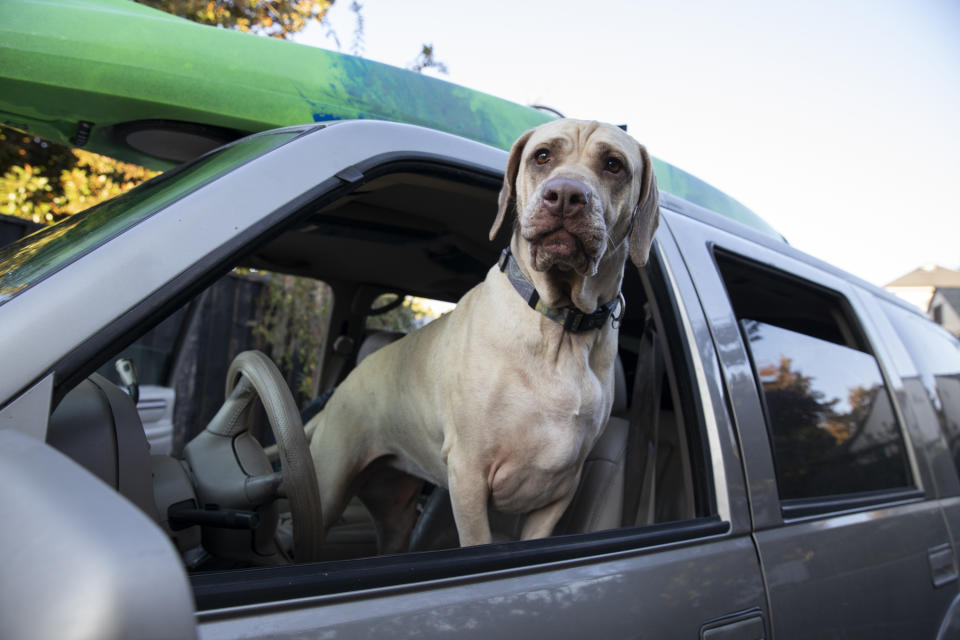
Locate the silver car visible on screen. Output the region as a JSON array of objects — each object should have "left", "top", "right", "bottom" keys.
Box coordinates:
[{"left": 2, "top": 120, "right": 960, "bottom": 639}]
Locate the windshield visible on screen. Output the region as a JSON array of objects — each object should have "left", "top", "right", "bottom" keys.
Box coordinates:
[{"left": 0, "top": 129, "right": 305, "bottom": 305}]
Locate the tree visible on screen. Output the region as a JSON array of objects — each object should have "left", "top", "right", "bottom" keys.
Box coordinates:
[
  {"left": 758, "top": 355, "right": 840, "bottom": 498},
  {"left": 365, "top": 294, "right": 449, "bottom": 333},
  {"left": 132, "top": 0, "right": 334, "bottom": 39},
  {"left": 253, "top": 272, "right": 332, "bottom": 404},
  {"left": 0, "top": 127, "right": 158, "bottom": 224},
  {"left": 408, "top": 43, "right": 449, "bottom": 75}
]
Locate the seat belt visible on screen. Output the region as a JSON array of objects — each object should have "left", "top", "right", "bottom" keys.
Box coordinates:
[{"left": 622, "top": 318, "right": 665, "bottom": 527}]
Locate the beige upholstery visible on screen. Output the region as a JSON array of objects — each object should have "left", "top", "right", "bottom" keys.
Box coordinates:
[
  {"left": 554, "top": 416, "right": 628, "bottom": 534},
  {"left": 554, "top": 355, "right": 628, "bottom": 534},
  {"left": 356, "top": 330, "right": 405, "bottom": 365}
]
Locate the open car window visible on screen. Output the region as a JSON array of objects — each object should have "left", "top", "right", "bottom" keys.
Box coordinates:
[{"left": 45, "top": 151, "right": 729, "bottom": 610}]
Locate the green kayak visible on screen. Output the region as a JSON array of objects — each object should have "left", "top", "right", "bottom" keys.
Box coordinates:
[{"left": 0, "top": 0, "right": 778, "bottom": 237}]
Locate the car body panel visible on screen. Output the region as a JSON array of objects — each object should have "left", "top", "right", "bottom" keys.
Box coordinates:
[
  {"left": 0, "top": 374, "right": 53, "bottom": 441},
  {"left": 195, "top": 535, "right": 765, "bottom": 639}
]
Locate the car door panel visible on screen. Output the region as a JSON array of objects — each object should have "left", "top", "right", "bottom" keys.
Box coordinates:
[
  {"left": 196, "top": 534, "right": 764, "bottom": 639},
  {"left": 192, "top": 223, "right": 769, "bottom": 638}
]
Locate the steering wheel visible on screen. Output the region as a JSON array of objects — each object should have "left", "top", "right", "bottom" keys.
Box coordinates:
[{"left": 182, "top": 350, "right": 323, "bottom": 563}]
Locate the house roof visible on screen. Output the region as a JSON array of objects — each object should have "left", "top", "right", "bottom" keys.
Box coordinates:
[{"left": 885, "top": 265, "right": 960, "bottom": 288}]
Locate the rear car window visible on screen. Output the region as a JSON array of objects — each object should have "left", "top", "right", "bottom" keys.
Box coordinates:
[{"left": 716, "top": 251, "right": 913, "bottom": 508}]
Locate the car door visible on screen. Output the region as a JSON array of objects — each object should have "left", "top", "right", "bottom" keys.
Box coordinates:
[
  {"left": 668, "top": 205, "right": 959, "bottom": 638},
  {"left": 189, "top": 218, "right": 768, "bottom": 639}
]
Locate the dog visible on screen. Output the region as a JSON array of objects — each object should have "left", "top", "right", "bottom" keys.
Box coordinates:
[{"left": 306, "top": 119, "right": 659, "bottom": 551}]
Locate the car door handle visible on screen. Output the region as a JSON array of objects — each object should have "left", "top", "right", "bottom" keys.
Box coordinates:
[
  {"left": 929, "top": 543, "right": 958, "bottom": 588},
  {"left": 701, "top": 609, "right": 766, "bottom": 639}
]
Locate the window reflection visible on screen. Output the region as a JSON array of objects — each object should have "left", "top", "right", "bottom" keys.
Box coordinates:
[
  {"left": 885, "top": 304, "right": 960, "bottom": 477},
  {"left": 742, "top": 319, "right": 910, "bottom": 501}
]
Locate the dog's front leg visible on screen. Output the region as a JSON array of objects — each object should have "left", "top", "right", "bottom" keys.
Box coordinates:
[
  {"left": 520, "top": 488, "right": 578, "bottom": 540},
  {"left": 447, "top": 459, "right": 493, "bottom": 547}
]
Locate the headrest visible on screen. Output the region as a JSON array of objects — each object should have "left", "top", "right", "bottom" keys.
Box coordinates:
[{"left": 356, "top": 330, "right": 405, "bottom": 364}]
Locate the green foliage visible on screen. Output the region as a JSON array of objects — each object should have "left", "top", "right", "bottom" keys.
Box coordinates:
[
  {"left": 365, "top": 294, "right": 450, "bottom": 333},
  {"left": 0, "top": 126, "right": 75, "bottom": 178},
  {"left": 253, "top": 273, "right": 332, "bottom": 402},
  {"left": 133, "top": 0, "right": 334, "bottom": 39},
  {"left": 0, "top": 126, "right": 159, "bottom": 224}
]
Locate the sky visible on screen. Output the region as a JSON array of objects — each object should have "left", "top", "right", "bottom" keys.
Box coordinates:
[{"left": 298, "top": 0, "right": 959, "bottom": 288}]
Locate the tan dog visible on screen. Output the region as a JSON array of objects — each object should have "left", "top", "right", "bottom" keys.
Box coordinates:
[{"left": 307, "top": 119, "right": 659, "bottom": 551}]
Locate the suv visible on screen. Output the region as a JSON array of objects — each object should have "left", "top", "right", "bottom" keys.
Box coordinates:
[{"left": 2, "top": 119, "right": 960, "bottom": 639}]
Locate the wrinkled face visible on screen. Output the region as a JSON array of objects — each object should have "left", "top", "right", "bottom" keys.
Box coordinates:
[{"left": 514, "top": 120, "right": 645, "bottom": 276}]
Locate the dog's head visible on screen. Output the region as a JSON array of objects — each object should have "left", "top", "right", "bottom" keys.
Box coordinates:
[{"left": 489, "top": 119, "right": 660, "bottom": 313}]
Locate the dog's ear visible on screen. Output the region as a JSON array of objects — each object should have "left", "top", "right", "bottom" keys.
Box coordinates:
[
  {"left": 628, "top": 143, "right": 660, "bottom": 267},
  {"left": 489, "top": 129, "right": 534, "bottom": 241}
]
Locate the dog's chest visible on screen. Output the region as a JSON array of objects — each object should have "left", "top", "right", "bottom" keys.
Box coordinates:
[{"left": 477, "top": 355, "right": 611, "bottom": 513}]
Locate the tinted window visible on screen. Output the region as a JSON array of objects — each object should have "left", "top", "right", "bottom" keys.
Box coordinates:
[
  {"left": 886, "top": 303, "right": 960, "bottom": 474},
  {"left": 716, "top": 251, "right": 913, "bottom": 506},
  {"left": 744, "top": 319, "right": 910, "bottom": 500}
]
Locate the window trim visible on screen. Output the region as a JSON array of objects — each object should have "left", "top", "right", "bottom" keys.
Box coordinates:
[
  {"left": 781, "top": 487, "right": 924, "bottom": 520},
  {"left": 191, "top": 516, "right": 729, "bottom": 611},
  {"left": 650, "top": 241, "right": 724, "bottom": 522}
]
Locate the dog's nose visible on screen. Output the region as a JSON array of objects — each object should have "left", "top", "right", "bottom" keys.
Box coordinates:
[{"left": 541, "top": 178, "right": 590, "bottom": 218}]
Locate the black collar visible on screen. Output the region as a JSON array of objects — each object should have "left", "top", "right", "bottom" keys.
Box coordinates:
[{"left": 498, "top": 247, "right": 624, "bottom": 332}]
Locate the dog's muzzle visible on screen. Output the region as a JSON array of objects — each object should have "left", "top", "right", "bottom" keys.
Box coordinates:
[{"left": 523, "top": 177, "right": 605, "bottom": 274}]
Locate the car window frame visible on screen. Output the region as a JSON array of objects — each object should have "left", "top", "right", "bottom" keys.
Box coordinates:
[
  {"left": 665, "top": 204, "right": 923, "bottom": 527},
  {"left": 189, "top": 217, "right": 747, "bottom": 611}
]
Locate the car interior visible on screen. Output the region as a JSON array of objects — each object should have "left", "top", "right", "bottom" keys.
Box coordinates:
[{"left": 45, "top": 166, "right": 712, "bottom": 574}]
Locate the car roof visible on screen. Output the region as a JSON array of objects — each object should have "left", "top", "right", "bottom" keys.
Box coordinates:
[{"left": 0, "top": 0, "right": 781, "bottom": 241}]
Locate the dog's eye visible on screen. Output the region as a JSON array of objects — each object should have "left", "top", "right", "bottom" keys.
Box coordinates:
[
  {"left": 605, "top": 157, "right": 623, "bottom": 174},
  {"left": 534, "top": 149, "right": 551, "bottom": 165}
]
